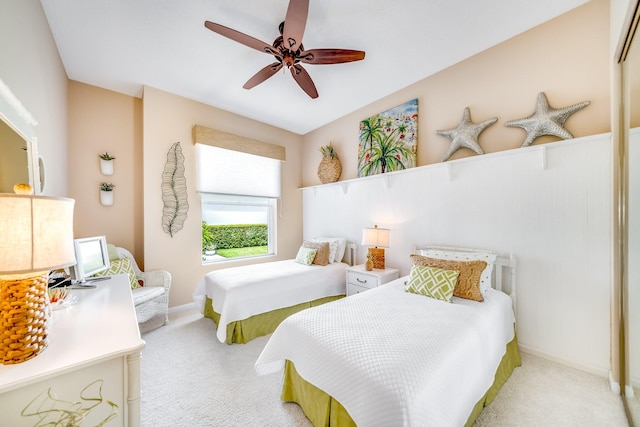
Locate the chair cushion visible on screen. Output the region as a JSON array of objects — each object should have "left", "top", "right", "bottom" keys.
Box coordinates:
[
  {"left": 107, "top": 243, "right": 120, "bottom": 261},
  {"left": 94, "top": 258, "right": 140, "bottom": 289},
  {"left": 132, "top": 286, "right": 165, "bottom": 306}
]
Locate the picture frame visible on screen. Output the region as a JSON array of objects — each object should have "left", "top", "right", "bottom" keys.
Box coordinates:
[{"left": 358, "top": 98, "right": 418, "bottom": 177}]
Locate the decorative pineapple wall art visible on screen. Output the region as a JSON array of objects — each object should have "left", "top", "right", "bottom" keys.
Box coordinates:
[{"left": 317, "top": 141, "right": 342, "bottom": 184}]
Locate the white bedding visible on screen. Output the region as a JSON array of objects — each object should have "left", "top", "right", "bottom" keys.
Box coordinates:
[
  {"left": 255, "top": 277, "right": 515, "bottom": 427},
  {"left": 193, "top": 259, "right": 347, "bottom": 343}
]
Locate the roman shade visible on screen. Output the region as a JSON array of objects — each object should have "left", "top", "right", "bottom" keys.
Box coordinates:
[
  {"left": 194, "top": 125, "right": 284, "bottom": 198},
  {"left": 193, "top": 125, "right": 285, "bottom": 161},
  {"left": 196, "top": 143, "right": 281, "bottom": 198}
]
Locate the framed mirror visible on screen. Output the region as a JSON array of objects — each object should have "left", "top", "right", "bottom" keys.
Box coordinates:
[{"left": 0, "top": 78, "right": 40, "bottom": 194}]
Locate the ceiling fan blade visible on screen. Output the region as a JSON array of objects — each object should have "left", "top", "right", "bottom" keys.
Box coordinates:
[
  {"left": 204, "top": 21, "right": 276, "bottom": 55},
  {"left": 283, "top": 0, "right": 309, "bottom": 52},
  {"left": 243, "top": 62, "right": 283, "bottom": 89},
  {"left": 290, "top": 64, "right": 318, "bottom": 99},
  {"left": 299, "top": 49, "right": 366, "bottom": 65}
]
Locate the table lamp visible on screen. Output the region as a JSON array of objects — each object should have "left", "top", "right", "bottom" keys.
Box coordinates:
[
  {"left": 361, "top": 225, "right": 389, "bottom": 270},
  {"left": 0, "top": 192, "right": 75, "bottom": 365}
]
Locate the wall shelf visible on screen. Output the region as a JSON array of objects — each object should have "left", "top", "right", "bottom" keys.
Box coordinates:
[{"left": 300, "top": 133, "right": 609, "bottom": 194}]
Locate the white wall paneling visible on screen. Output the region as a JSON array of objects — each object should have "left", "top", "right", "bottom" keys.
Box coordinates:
[{"left": 303, "top": 133, "right": 612, "bottom": 376}]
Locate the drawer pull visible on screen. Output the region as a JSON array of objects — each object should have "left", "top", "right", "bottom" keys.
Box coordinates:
[{"left": 356, "top": 278, "right": 368, "bottom": 284}]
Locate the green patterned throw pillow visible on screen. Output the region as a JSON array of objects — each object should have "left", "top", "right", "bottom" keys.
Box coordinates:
[
  {"left": 94, "top": 257, "right": 140, "bottom": 289},
  {"left": 405, "top": 264, "right": 459, "bottom": 303},
  {"left": 295, "top": 246, "right": 318, "bottom": 266}
]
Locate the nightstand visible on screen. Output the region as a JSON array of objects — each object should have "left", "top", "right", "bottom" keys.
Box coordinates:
[{"left": 346, "top": 264, "right": 399, "bottom": 296}]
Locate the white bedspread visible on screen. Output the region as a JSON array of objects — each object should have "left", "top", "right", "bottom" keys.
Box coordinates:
[
  {"left": 255, "top": 277, "right": 515, "bottom": 427},
  {"left": 193, "top": 260, "right": 347, "bottom": 343}
]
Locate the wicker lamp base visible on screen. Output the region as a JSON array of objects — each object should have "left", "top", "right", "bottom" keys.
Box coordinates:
[
  {"left": 369, "top": 248, "right": 386, "bottom": 269},
  {"left": 0, "top": 273, "right": 50, "bottom": 365}
]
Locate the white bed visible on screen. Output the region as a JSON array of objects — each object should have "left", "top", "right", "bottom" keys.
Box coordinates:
[
  {"left": 254, "top": 247, "right": 519, "bottom": 426},
  {"left": 193, "top": 239, "right": 354, "bottom": 344}
]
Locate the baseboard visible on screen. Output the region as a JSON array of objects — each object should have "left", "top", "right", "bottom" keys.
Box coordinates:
[
  {"left": 609, "top": 371, "right": 621, "bottom": 394},
  {"left": 168, "top": 302, "right": 197, "bottom": 314},
  {"left": 626, "top": 384, "right": 635, "bottom": 398},
  {"left": 518, "top": 344, "right": 609, "bottom": 379}
]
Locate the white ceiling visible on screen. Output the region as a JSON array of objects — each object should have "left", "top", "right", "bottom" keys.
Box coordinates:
[{"left": 40, "top": 0, "right": 589, "bottom": 135}]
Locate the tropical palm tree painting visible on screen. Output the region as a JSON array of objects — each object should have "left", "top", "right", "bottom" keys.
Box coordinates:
[{"left": 358, "top": 98, "right": 418, "bottom": 177}]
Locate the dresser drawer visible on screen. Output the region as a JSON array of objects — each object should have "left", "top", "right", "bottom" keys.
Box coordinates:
[
  {"left": 345, "top": 266, "right": 399, "bottom": 296},
  {"left": 347, "top": 283, "right": 371, "bottom": 295},
  {"left": 347, "top": 270, "right": 378, "bottom": 290}
]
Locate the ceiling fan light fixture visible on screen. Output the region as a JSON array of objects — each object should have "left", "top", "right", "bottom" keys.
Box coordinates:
[{"left": 203, "top": 0, "right": 365, "bottom": 98}]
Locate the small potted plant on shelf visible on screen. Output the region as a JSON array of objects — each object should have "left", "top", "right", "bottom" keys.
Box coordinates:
[
  {"left": 100, "top": 182, "right": 115, "bottom": 206},
  {"left": 99, "top": 152, "right": 115, "bottom": 175},
  {"left": 204, "top": 243, "right": 217, "bottom": 257},
  {"left": 317, "top": 141, "right": 342, "bottom": 184}
]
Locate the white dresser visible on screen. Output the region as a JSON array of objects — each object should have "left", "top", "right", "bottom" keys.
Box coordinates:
[
  {"left": 0, "top": 274, "right": 144, "bottom": 426},
  {"left": 346, "top": 264, "right": 399, "bottom": 296}
]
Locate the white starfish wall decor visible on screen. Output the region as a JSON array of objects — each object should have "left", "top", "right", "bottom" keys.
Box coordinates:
[
  {"left": 505, "top": 92, "right": 590, "bottom": 148},
  {"left": 436, "top": 107, "right": 497, "bottom": 162}
]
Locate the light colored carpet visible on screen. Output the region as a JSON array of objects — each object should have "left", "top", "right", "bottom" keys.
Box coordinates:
[
  {"left": 473, "top": 354, "right": 628, "bottom": 427},
  {"left": 139, "top": 306, "right": 629, "bottom": 427}
]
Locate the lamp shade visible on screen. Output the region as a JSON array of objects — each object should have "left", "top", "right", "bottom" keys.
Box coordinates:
[
  {"left": 0, "top": 194, "right": 75, "bottom": 275},
  {"left": 361, "top": 225, "right": 390, "bottom": 248}
]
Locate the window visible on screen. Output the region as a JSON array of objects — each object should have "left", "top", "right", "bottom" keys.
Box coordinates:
[
  {"left": 195, "top": 130, "right": 284, "bottom": 263},
  {"left": 201, "top": 194, "right": 276, "bottom": 262}
]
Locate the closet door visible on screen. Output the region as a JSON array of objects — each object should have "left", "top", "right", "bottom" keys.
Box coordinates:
[{"left": 622, "top": 1, "right": 640, "bottom": 424}]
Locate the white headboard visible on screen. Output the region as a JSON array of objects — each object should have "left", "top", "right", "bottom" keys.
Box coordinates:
[
  {"left": 344, "top": 241, "right": 357, "bottom": 266},
  {"left": 416, "top": 245, "right": 517, "bottom": 314}
]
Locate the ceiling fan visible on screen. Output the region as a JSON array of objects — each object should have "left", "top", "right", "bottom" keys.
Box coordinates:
[{"left": 204, "top": 0, "right": 365, "bottom": 99}]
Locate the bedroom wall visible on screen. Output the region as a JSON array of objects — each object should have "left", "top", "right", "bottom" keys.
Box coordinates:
[
  {"left": 0, "top": 1, "right": 69, "bottom": 197},
  {"left": 66, "top": 83, "right": 303, "bottom": 307},
  {"left": 303, "top": 134, "right": 613, "bottom": 376},
  {"left": 67, "top": 82, "right": 143, "bottom": 258},
  {"left": 142, "top": 86, "right": 303, "bottom": 307},
  {"left": 299, "top": 0, "right": 614, "bottom": 375},
  {"left": 300, "top": 0, "right": 610, "bottom": 186}
]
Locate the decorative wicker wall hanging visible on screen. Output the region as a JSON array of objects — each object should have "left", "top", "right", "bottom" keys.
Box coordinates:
[{"left": 161, "top": 142, "right": 188, "bottom": 237}]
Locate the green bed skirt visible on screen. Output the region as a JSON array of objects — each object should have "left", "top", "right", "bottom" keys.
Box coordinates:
[
  {"left": 203, "top": 295, "right": 344, "bottom": 344},
  {"left": 282, "top": 333, "right": 521, "bottom": 427}
]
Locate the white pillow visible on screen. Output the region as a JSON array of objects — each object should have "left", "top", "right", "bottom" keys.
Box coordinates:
[
  {"left": 313, "top": 237, "right": 347, "bottom": 263},
  {"left": 334, "top": 238, "right": 347, "bottom": 262},
  {"left": 418, "top": 249, "right": 497, "bottom": 294}
]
